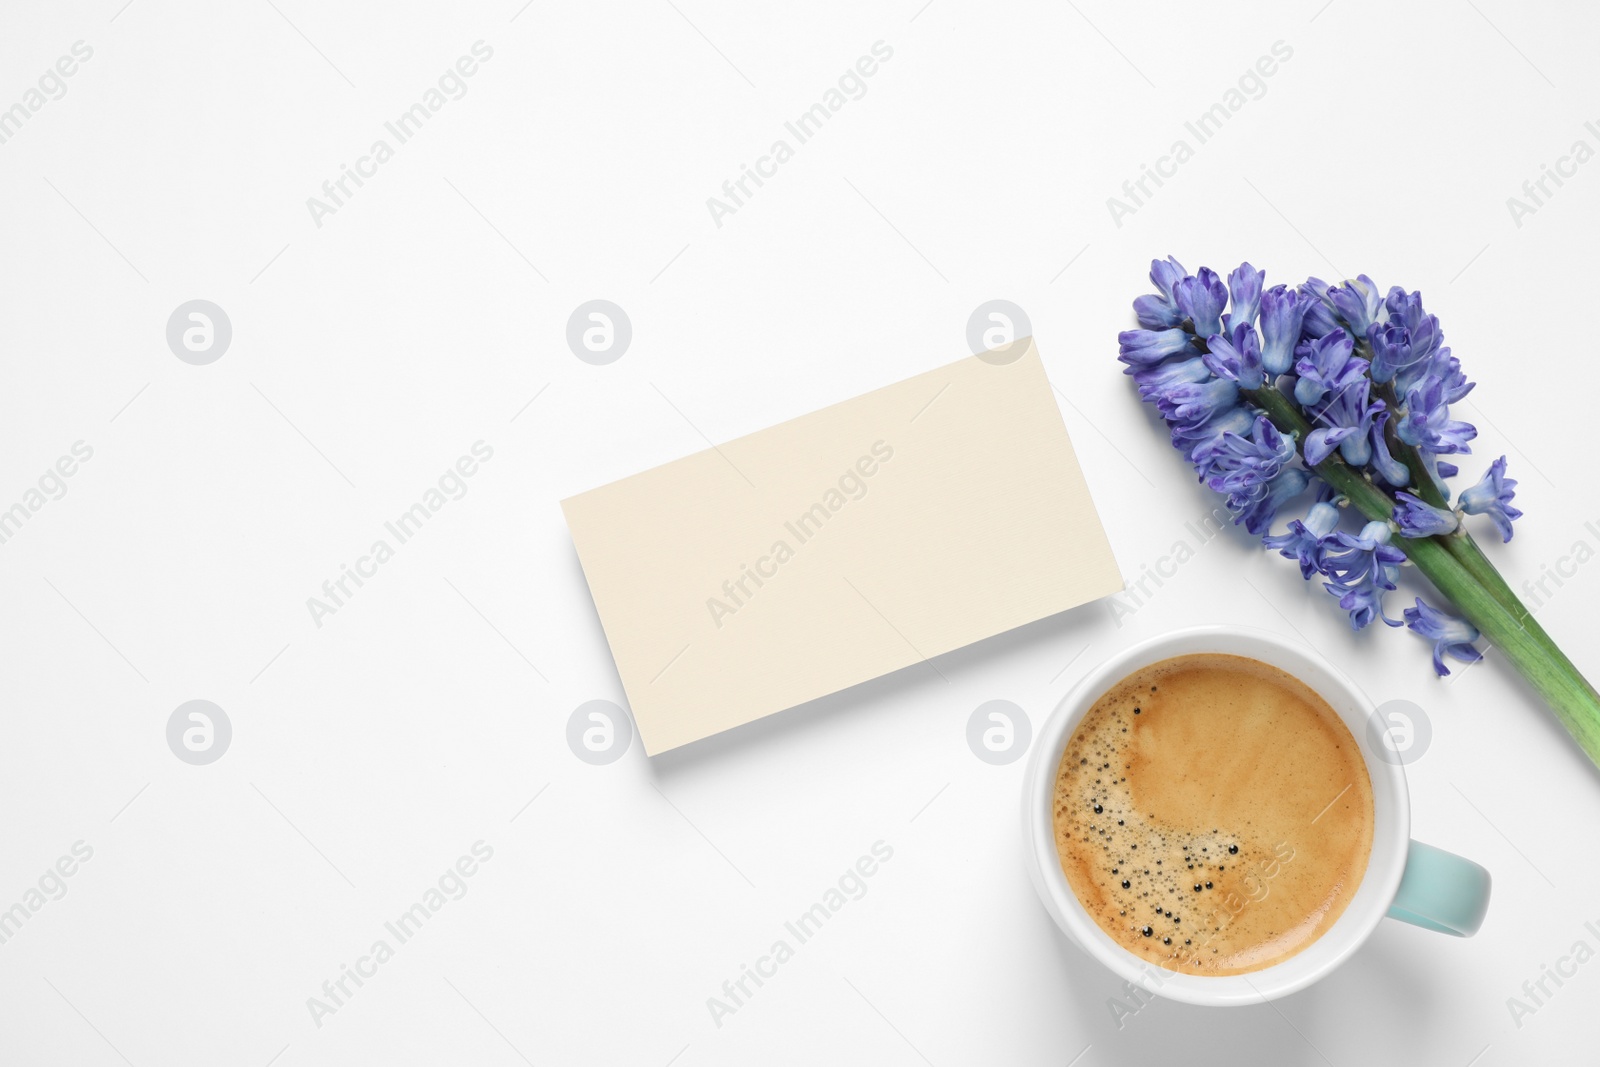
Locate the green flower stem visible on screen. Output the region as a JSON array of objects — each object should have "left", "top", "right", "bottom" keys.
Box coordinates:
[
  {"left": 1349, "top": 346, "right": 1571, "bottom": 687},
  {"left": 1357, "top": 345, "right": 1593, "bottom": 707},
  {"left": 1244, "top": 384, "right": 1600, "bottom": 768},
  {"left": 1364, "top": 365, "right": 1553, "bottom": 649},
  {"left": 1361, "top": 357, "right": 1582, "bottom": 693},
  {"left": 1448, "top": 527, "right": 1600, "bottom": 709}
]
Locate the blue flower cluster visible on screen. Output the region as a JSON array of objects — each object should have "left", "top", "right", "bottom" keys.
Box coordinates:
[{"left": 1118, "top": 257, "right": 1523, "bottom": 674}]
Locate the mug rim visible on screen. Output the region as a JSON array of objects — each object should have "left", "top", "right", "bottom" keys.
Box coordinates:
[{"left": 1021, "top": 624, "right": 1411, "bottom": 1006}]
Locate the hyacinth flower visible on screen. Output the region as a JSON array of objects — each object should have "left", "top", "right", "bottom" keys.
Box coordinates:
[
  {"left": 1118, "top": 258, "right": 1600, "bottom": 769},
  {"left": 1404, "top": 598, "right": 1485, "bottom": 678}
]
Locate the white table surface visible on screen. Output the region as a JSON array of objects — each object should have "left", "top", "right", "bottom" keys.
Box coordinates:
[{"left": 3, "top": 1, "right": 1597, "bottom": 1064}]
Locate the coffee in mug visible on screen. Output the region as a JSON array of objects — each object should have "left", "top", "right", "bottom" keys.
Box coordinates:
[{"left": 1051, "top": 653, "right": 1374, "bottom": 975}]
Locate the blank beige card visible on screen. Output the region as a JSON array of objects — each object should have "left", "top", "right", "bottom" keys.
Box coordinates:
[{"left": 561, "top": 340, "right": 1122, "bottom": 754}]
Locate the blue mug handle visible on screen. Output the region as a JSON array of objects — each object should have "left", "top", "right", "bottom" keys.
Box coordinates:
[{"left": 1386, "top": 840, "right": 1491, "bottom": 936}]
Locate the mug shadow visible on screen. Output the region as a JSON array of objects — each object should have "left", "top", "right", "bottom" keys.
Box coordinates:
[
  {"left": 1037, "top": 912, "right": 1314, "bottom": 1066},
  {"left": 1027, "top": 893, "right": 1442, "bottom": 1067}
]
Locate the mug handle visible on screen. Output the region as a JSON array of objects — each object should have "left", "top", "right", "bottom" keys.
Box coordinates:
[{"left": 1385, "top": 840, "right": 1492, "bottom": 936}]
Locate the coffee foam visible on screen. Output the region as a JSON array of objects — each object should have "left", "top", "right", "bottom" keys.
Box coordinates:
[{"left": 1052, "top": 653, "right": 1373, "bottom": 976}]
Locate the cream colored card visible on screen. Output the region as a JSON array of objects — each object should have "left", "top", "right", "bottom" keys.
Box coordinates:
[{"left": 561, "top": 340, "right": 1122, "bottom": 754}]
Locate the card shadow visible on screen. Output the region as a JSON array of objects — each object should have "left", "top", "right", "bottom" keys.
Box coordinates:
[{"left": 559, "top": 539, "right": 1114, "bottom": 776}]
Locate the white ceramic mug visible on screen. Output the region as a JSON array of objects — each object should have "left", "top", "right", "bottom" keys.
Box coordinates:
[{"left": 1021, "top": 625, "right": 1491, "bottom": 1006}]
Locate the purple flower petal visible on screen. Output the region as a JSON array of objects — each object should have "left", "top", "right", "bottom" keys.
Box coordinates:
[
  {"left": 1305, "top": 425, "right": 1357, "bottom": 466},
  {"left": 1459, "top": 455, "right": 1521, "bottom": 543},
  {"left": 1320, "top": 520, "right": 1404, "bottom": 630},
  {"left": 1225, "top": 262, "right": 1265, "bottom": 330},
  {"left": 1175, "top": 268, "right": 1228, "bottom": 339},
  {"left": 1118, "top": 328, "right": 1194, "bottom": 369},
  {"left": 1263, "top": 500, "right": 1342, "bottom": 579},
  {"left": 1393, "top": 492, "right": 1459, "bottom": 538},
  {"left": 1403, "top": 597, "right": 1482, "bottom": 676},
  {"left": 1202, "top": 323, "right": 1265, "bottom": 390},
  {"left": 1259, "top": 285, "right": 1309, "bottom": 375}
]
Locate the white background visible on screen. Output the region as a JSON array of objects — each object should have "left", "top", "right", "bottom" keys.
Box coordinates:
[{"left": 2, "top": 1, "right": 1597, "bottom": 1064}]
